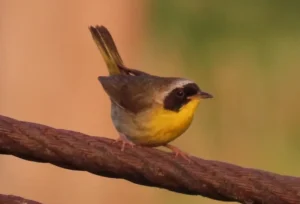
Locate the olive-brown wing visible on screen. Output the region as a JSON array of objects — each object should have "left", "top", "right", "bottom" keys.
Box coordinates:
[{"left": 98, "top": 75, "right": 156, "bottom": 114}]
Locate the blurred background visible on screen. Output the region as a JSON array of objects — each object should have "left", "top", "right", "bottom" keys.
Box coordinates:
[{"left": 1, "top": 0, "right": 300, "bottom": 203}]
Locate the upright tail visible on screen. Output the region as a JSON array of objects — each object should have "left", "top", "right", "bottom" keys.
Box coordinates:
[{"left": 89, "top": 25, "right": 123, "bottom": 75}]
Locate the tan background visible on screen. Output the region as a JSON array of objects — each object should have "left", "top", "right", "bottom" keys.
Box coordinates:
[
  {"left": 1, "top": 1, "right": 300, "bottom": 204},
  {"left": 0, "top": 1, "right": 157, "bottom": 204}
]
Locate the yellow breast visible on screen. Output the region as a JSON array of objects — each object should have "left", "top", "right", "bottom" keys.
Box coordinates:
[{"left": 144, "top": 99, "right": 200, "bottom": 146}]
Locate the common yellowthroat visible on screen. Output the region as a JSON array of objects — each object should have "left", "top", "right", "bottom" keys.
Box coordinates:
[{"left": 89, "top": 25, "right": 212, "bottom": 160}]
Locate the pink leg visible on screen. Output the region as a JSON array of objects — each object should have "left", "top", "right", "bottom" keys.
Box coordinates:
[
  {"left": 164, "top": 144, "right": 191, "bottom": 163},
  {"left": 112, "top": 133, "right": 135, "bottom": 151}
]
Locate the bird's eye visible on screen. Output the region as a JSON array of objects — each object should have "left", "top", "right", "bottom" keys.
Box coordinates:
[{"left": 176, "top": 89, "right": 184, "bottom": 97}]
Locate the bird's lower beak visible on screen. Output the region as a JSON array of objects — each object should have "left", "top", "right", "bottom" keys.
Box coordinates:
[{"left": 188, "top": 91, "right": 213, "bottom": 100}]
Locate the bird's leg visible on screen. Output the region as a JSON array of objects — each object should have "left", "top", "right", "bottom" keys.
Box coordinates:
[
  {"left": 164, "top": 144, "right": 191, "bottom": 163},
  {"left": 112, "top": 133, "right": 135, "bottom": 151}
]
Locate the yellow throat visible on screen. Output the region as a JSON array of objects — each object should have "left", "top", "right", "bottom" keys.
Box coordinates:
[{"left": 148, "top": 99, "right": 200, "bottom": 145}]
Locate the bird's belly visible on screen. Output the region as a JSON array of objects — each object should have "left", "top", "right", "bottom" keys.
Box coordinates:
[
  {"left": 141, "top": 109, "right": 194, "bottom": 146},
  {"left": 111, "top": 100, "right": 199, "bottom": 147},
  {"left": 118, "top": 118, "right": 193, "bottom": 147}
]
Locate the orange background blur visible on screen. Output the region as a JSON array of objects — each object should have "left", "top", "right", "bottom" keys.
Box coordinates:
[{"left": 1, "top": 1, "right": 300, "bottom": 204}]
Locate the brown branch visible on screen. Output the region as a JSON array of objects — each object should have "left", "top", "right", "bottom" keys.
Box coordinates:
[
  {"left": 0, "top": 194, "right": 42, "bottom": 204},
  {"left": 0, "top": 115, "right": 299, "bottom": 204}
]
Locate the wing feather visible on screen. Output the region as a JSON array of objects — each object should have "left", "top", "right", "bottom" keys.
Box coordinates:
[{"left": 98, "top": 75, "right": 157, "bottom": 114}]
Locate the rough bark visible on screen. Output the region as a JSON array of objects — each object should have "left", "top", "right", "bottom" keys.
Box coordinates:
[{"left": 0, "top": 115, "right": 299, "bottom": 204}]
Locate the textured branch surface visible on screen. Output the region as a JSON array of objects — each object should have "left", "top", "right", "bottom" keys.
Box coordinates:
[
  {"left": 0, "top": 115, "right": 300, "bottom": 204},
  {"left": 0, "top": 194, "right": 42, "bottom": 204}
]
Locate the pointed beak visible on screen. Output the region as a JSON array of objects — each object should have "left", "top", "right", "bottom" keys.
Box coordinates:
[{"left": 187, "top": 91, "right": 213, "bottom": 100}]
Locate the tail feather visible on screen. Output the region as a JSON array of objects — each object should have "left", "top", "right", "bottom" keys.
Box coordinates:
[{"left": 89, "top": 25, "right": 123, "bottom": 75}]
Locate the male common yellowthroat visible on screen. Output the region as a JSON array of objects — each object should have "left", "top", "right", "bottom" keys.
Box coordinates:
[{"left": 89, "top": 25, "right": 212, "bottom": 160}]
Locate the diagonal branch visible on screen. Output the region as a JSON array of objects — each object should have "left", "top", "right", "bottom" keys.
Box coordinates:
[
  {"left": 0, "top": 115, "right": 299, "bottom": 204},
  {"left": 0, "top": 194, "right": 42, "bottom": 204}
]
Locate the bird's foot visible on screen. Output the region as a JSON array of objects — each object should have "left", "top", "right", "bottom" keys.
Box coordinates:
[
  {"left": 164, "top": 144, "right": 191, "bottom": 163},
  {"left": 112, "top": 134, "right": 135, "bottom": 151}
]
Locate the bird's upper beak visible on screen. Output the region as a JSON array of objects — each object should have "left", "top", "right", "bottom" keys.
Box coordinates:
[{"left": 187, "top": 91, "right": 213, "bottom": 100}]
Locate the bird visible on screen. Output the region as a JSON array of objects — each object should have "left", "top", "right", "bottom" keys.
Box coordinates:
[{"left": 88, "top": 25, "right": 213, "bottom": 161}]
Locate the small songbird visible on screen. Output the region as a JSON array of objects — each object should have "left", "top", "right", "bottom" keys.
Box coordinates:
[{"left": 89, "top": 25, "right": 212, "bottom": 160}]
